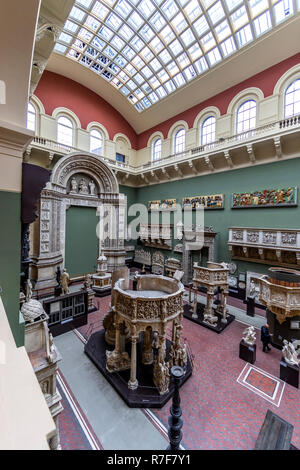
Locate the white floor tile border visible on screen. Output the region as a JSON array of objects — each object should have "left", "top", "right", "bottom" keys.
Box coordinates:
[
  {"left": 236, "top": 363, "right": 285, "bottom": 407},
  {"left": 57, "top": 370, "right": 102, "bottom": 450}
]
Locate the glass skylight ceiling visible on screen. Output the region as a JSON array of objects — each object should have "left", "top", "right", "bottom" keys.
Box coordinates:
[{"left": 54, "top": 0, "right": 299, "bottom": 112}]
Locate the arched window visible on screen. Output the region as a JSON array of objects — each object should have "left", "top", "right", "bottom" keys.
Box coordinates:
[
  {"left": 174, "top": 128, "right": 185, "bottom": 154},
  {"left": 236, "top": 100, "right": 256, "bottom": 133},
  {"left": 201, "top": 116, "right": 216, "bottom": 145},
  {"left": 284, "top": 79, "right": 300, "bottom": 118},
  {"left": 152, "top": 138, "right": 162, "bottom": 161},
  {"left": 90, "top": 128, "right": 103, "bottom": 155},
  {"left": 57, "top": 116, "right": 74, "bottom": 146},
  {"left": 27, "top": 103, "right": 36, "bottom": 131}
]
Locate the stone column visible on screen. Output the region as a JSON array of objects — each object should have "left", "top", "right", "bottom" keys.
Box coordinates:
[
  {"left": 142, "top": 327, "right": 153, "bottom": 365},
  {"left": 115, "top": 322, "right": 121, "bottom": 353},
  {"left": 221, "top": 290, "right": 229, "bottom": 324},
  {"left": 204, "top": 288, "right": 214, "bottom": 316},
  {"left": 128, "top": 336, "right": 138, "bottom": 390}
]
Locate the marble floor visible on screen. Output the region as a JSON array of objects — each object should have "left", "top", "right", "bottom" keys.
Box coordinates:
[{"left": 54, "top": 282, "right": 300, "bottom": 450}]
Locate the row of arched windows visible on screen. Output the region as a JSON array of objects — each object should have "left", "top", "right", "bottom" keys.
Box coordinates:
[
  {"left": 151, "top": 78, "right": 300, "bottom": 160},
  {"left": 27, "top": 77, "right": 300, "bottom": 161},
  {"left": 26, "top": 106, "right": 104, "bottom": 156}
]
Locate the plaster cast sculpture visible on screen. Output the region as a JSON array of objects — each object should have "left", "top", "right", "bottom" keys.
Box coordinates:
[
  {"left": 60, "top": 269, "right": 70, "bottom": 295},
  {"left": 282, "top": 339, "right": 300, "bottom": 366},
  {"left": 89, "top": 180, "right": 96, "bottom": 196},
  {"left": 106, "top": 274, "right": 186, "bottom": 396},
  {"left": 70, "top": 177, "right": 78, "bottom": 193},
  {"left": 79, "top": 178, "right": 89, "bottom": 195},
  {"left": 83, "top": 273, "right": 93, "bottom": 290},
  {"left": 21, "top": 279, "right": 45, "bottom": 323},
  {"left": 242, "top": 326, "right": 256, "bottom": 346},
  {"left": 92, "top": 253, "right": 112, "bottom": 295}
]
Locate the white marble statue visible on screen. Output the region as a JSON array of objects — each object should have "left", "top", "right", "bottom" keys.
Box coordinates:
[
  {"left": 60, "top": 268, "right": 70, "bottom": 295},
  {"left": 70, "top": 177, "right": 78, "bottom": 193},
  {"left": 26, "top": 279, "right": 33, "bottom": 302},
  {"left": 282, "top": 339, "right": 300, "bottom": 366},
  {"left": 89, "top": 180, "right": 96, "bottom": 196},
  {"left": 242, "top": 325, "right": 256, "bottom": 346}
]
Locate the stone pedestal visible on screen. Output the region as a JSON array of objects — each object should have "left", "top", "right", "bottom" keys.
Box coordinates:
[
  {"left": 92, "top": 273, "right": 112, "bottom": 296},
  {"left": 239, "top": 340, "right": 256, "bottom": 364},
  {"left": 246, "top": 297, "right": 255, "bottom": 317},
  {"left": 280, "top": 357, "right": 299, "bottom": 388},
  {"left": 86, "top": 287, "right": 97, "bottom": 313}
]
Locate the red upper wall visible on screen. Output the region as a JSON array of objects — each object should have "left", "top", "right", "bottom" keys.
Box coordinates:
[
  {"left": 35, "top": 71, "right": 138, "bottom": 149},
  {"left": 35, "top": 54, "right": 300, "bottom": 151},
  {"left": 137, "top": 53, "right": 300, "bottom": 148}
]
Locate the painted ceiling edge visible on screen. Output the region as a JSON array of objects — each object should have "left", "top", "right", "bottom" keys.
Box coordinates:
[{"left": 35, "top": 52, "right": 300, "bottom": 151}]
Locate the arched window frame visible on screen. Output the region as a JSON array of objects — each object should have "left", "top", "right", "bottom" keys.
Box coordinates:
[
  {"left": 201, "top": 116, "right": 216, "bottom": 145},
  {"left": 174, "top": 128, "right": 185, "bottom": 154},
  {"left": 57, "top": 115, "right": 74, "bottom": 147},
  {"left": 26, "top": 102, "right": 36, "bottom": 132},
  {"left": 284, "top": 79, "right": 300, "bottom": 118},
  {"left": 152, "top": 137, "right": 162, "bottom": 161},
  {"left": 236, "top": 99, "right": 257, "bottom": 134},
  {"left": 90, "top": 128, "right": 104, "bottom": 155}
]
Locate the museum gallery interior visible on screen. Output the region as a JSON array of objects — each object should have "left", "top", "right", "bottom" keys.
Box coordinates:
[{"left": 2, "top": 0, "right": 300, "bottom": 452}]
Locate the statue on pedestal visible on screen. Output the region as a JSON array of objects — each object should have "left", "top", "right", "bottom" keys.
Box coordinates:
[
  {"left": 242, "top": 326, "right": 256, "bottom": 346},
  {"left": 83, "top": 273, "right": 93, "bottom": 290},
  {"left": 60, "top": 269, "right": 70, "bottom": 295},
  {"left": 89, "top": 180, "right": 96, "bottom": 196},
  {"left": 282, "top": 339, "right": 300, "bottom": 366}
]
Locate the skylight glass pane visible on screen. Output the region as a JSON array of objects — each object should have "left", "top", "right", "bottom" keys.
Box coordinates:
[
  {"left": 201, "top": 32, "right": 216, "bottom": 51},
  {"left": 115, "top": 0, "right": 132, "bottom": 18},
  {"left": 54, "top": 44, "right": 67, "bottom": 53},
  {"left": 137, "top": 0, "right": 156, "bottom": 18},
  {"left": 159, "top": 48, "right": 172, "bottom": 64},
  {"left": 215, "top": 20, "right": 231, "bottom": 41},
  {"left": 253, "top": 10, "right": 272, "bottom": 36},
  {"left": 142, "top": 83, "right": 152, "bottom": 93},
  {"left": 231, "top": 6, "right": 249, "bottom": 30},
  {"left": 160, "top": 25, "right": 175, "bottom": 43},
  {"left": 59, "top": 32, "right": 73, "bottom": 44},
  {"left": 173, "top": 72, "right": 186, "bottom": 87},
  {"left": 249, "top": 0, "right": 268, "bottom": 18},
  {"left": 220, "top": 36, "right": 237, "bottom": 56},
  {"left": 180, "top": 28, "right": 196, "bottom": 47},
  {"left": 140, "top": 46, "right": 154, "bottom": 61},
  {"left": 119, "top": 24, "right": 134, "bottom": 39},
  {"left": 202, "top": 0, "right": 215, "bottom": 8},
  {"left": 115, "top": 55, "right": 127, "bottom": 67},
  {"left": 131, "top": 36, "right": 145, "bottom": 52},
  {"left": 169, "top": 39, "right": 183, "bottom": 56},
  {"left": 188, "top": 43, "right": 203, "bottom": 60},
  {"left": 165, "top": 79, "right": 176, "bottom": 93},
  {"left": 273, "top": 0, "right": 294, "bottom": 23},
  {"left": 134, "top": 73, "right": 144, "bottom": 84},
  {"left": 132, "top": 55, "right": 145, "bottom": 68},
  {"left": 106, "top": 13, "right": 123, "bottom": 30},
  {"left": 70, "top": 7, "right": 86, "bottom": 22},
  {"left": 78, "top": 27, "right": 93, "bottom": 41},
  {"left": 104, "top": 46, "right": 117, "bottom": 58},
  {"left": 225, "top": 0, "right": 243, "bottom": 10},
  {"left": 161, "top": 0, "right": 179, "bottom": 19},
  {"left": 150, "top": 58, "right": 162, "bottom": 71},
  {"left": 125, "top": 63, "right": 137, "bottom": 75},
  {"left": 149, "top": 36, "right": 164, "bottom": 52},
  {"left": 193, "top": 15, "right": 210, "bottom": 37},
  {"left": 142, "top": 97, "right": 151, "bottom": 108},
  {"left": 111, "top": 35, "right": 125, "bottom": 50},
  {"left": 207, "top": 47, "right": 222, "bottom": 66},
  {"left": 121, "top": 86, "right": 130, "bottom": 95},
  {"left": 235, "top": 23, "right": 253, "bottom": 46},
  {"left": 141, "top": 66, "right": 153, "bottom": 78},
  {"left": 177, "top": 52, "right": 190, "bottom": 68},
  {"left": 128, "top": 11, "right": 144, "bottom": 29},
  {"left": 140, "top": 24, "right": 155, "bottom": 41},
  {"left": 156, "top": 86, "right": 167, "bottom": 98},
  {"left": 85, "top": 16, "right": 100, "bottom": 31},
  {"left": 127, "top": 79, "right": 137, "bottom": 90},
  {"left": 98, "top": 25, "right": 113, "bottom": 40},
  {"left": 208, "top": 1, "right": 226, "bottom": 24},
  {"left": 185, "top": 0, "right": 202, "bottom": 21},
  {"left": 92, "top": 1, "right": 109, "bottom": 20},
  {"left": 158, "top": 68, "right": 171, "bottom": 81},
  {"left": 184, "top": 65, "right": 197, "bottom": 80},
  {"left": 65, "top": 20, "right": 78, "bottom": 33},
  {"left": 171, "top": 12, "right": 188, "bottom": 33},
  {"left": 149, "top": 91, "right": 159, "bottom": 103},
  {"left": 150, "top": 11, "right": 166, "bottom": 31},
  {"left": 92, "top": 36, "right": 105, "bottom": 50}
]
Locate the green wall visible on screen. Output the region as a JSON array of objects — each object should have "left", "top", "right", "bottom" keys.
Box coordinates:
[
  {"left": 65, "top": 206, "right": 98, "bottom": 276},
  {"left": 123, "top": 158, "right": 300, "bottom": 278},
  {"left": 0, "top": 191, "right": 24, "bottom": 347}
]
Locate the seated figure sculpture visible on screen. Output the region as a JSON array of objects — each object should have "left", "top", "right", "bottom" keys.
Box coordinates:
[
  {"left": 242, "top": 326, "right": 256, "bottom": 346},
  {"left": 282, "top": 339, "right": 300, "bottom": 366}
]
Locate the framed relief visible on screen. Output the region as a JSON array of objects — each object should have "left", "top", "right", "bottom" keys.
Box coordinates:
[
  {"left": 231, "top": 186, "right": 297, "bottom": 209},
  {"left": 246, "top": 271, "right": 265, "bottom": 306},
  {"left": 182, "top": 194, "right": 224, "bottom": 210},
  {"left": 148, "top": 199, "right": 177, "bottom": 211}
]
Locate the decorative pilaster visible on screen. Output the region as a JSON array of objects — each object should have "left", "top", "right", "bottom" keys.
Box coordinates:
[{"left": 128, "top": 336, "right": 139, "bottom": 390}]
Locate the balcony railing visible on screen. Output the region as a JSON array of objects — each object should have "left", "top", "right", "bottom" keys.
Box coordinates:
[{"left": 30, "top": 114, "right": 300, "bottom": 175}]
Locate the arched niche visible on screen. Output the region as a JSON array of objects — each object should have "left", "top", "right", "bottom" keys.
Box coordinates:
[{"left": 31, "top": 153, "right": 126, "bottom": 292}]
